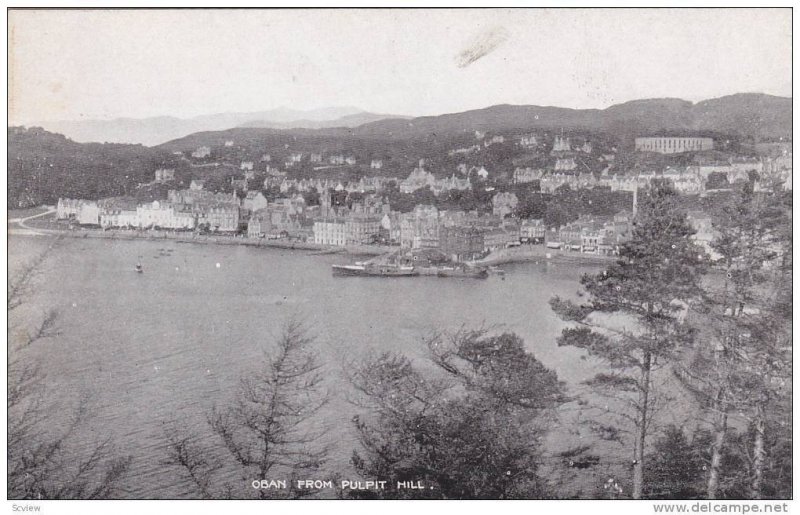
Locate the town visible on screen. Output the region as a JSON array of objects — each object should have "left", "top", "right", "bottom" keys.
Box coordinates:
[{"left": 50, "top": 132, "right": 792, "bottom": 265}]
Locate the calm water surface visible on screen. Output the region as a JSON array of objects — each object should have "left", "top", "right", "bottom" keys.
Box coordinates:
[{"left": 10, "top": 235, "right": 606, "bottom": 498}]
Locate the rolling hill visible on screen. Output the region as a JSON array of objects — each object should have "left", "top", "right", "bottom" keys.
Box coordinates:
[{"left": 332, "top": 94, "right": 790, "bottom": 142}]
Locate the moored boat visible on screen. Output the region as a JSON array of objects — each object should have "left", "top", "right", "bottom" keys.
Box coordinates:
[
  {"left": 332, "top": 264, "right": 417, "bottom": 277},
  {"left": 332, "top": 264, "right": 367, "bottom": 276},
  {"left": 436, "top": 266, "right": 488, "bottom": 279}
]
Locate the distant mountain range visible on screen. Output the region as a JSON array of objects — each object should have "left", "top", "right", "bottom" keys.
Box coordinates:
[
  {"left": 34, "top": 107, "right": 411, "bottom": 146},
  {"left": 238, "top": 111, "right": 411, "bottom": 130},
  {"left": 325, "top": 93, "right": 790, "bottom": 142},
  {"left": 159, "top": 93, "right": 791, "bottom": 149},
  {"left": 23, "top": 93, "right": 790, "bottom": 148}
]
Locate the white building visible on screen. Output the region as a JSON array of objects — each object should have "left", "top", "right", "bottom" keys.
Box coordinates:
[
  {"left": 635, "top": 137, "right": 714, "bottom": 154},
  {"left": 552, "top": 136, "right": 571, "bottom": 153},
  {"left": 513, "top": 167, "right": 545, "bottom": 184},
  {"left": 243, "top": 191, "right": 268, "bottom": 212},
  {"left": 100, "top": 209, "right": 139, "bottom": 229},
  {"left": 191, "top": 146, "right": 211, "bottom": 159},
  {"left": 313, "top": 218, "right": 347, "bottom": 246},
  {"left": 484, "top": 135, "right": 505, "bottom": 147},
  {"left": 56, "top": 198, "right": 82, "bottom": 219},
  {"left": 78, "top": 202, "right": 101, "bottom": 226},
  {"left": 155, "top": 168, "right": 175, "bottom": 183},
  {"left": 137, "top": 201, "right": 195, "bottom": 230},
  {"left": 520, "top": 219, "right": 546, "bottom": 242}
]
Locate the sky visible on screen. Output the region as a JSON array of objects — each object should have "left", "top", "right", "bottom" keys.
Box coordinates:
[{"left": 8, "top": 8, "right": 792, "bottom": 125}]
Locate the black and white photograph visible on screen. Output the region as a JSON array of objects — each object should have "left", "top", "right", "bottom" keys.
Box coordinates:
[{"left": 5, "top": 6, "right": 794, "bottom": 511}]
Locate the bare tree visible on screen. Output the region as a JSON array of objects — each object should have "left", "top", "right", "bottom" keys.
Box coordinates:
[
  {"left": 163, "top": 316, "right": 330, "bottom": 499},
  {"left": 8, "top": 237, "right": 132, "bottom": 499}
]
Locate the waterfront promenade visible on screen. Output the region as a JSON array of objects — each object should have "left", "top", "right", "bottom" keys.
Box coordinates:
[
  {"left": 9, "top": 208, "right": 616, "bottom": 265},
  {"left": 474, "top": 243, "right": 617, "bottom": 266},
  {"left": 8, "top": 209, "right": 387, "bottom": 256}
]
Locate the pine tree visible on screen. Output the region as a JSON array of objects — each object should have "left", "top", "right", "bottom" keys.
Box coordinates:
[
  {"left": 644, "top": 426, "right": 705, "bottom": 499},
  {"left": 677, "top": 185, "right": 789, "bottom": 499},
  {"left": 550, "top": 182, "right": 706, "bottom": 498}
]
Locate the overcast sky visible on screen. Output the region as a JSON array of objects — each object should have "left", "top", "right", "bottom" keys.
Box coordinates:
[{"left": 8, "top": 8, "right": 792, "bottom": 125}]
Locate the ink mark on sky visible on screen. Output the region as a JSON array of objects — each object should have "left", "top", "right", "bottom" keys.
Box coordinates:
[{"left": 455, "top": 26, "right": 510, "bottom": 68}]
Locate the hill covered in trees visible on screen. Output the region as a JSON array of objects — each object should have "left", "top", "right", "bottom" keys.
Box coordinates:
[{"left": 8, "top": 127, "right": 188, "bottom": 207}]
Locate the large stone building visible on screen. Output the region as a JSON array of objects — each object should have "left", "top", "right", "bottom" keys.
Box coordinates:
[
  {"left": 98, "top": 198, "right": 139, "bottom": 229},
  {"left": 196, "top": 205, "right": 239, "bottom": 232},
  {"left": 439, "top": 226, "right": 484, "bottom": 262},
  {"left": 344, "top": 215, "right": 382, "bottom": 245},
  {"left": 249, "top": 203, "right": 303, "bottom": 238},
  {"left": 399, "top": 205, "right": 440, "bottom": 249},
  {"left": 520, "top": 219, "right": 546, "bottom": 243},
  {"left": 635, "top": 137, "right": 713, "bottom": 154},
  {"left": 312, "top": 212, "right": 381, "bottom": 246},
  {"left": 399, "top": 167, "right": 437, "bottom": 194},
  {"left": 483, "top": 227, "right": 520, "bottom": 251},
  {"left": 513, "top": 167, "right": 545, "bottom": 184}
]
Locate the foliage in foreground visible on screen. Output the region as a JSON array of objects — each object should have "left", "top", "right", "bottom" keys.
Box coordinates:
[{"left": 348, "top": 329, "right": 566, "bottom": 499}]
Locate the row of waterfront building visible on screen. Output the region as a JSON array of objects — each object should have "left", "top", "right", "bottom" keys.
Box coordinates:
[
  {"left": 57, "top": 185, "right": 543, "bottom": 261},
  {"left": 312, "top": 204, "right": 544, "bottom": 261},
  {"left": 57, "top": 192, "right": 243, "bottom": 232},
  {"left": 57, "top": 189, "right": 722, "bottom": 262}
]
